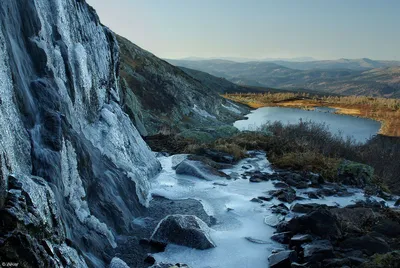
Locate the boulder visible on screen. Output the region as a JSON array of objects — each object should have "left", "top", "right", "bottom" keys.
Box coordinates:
[
  {"left": 175, "top": 160, "right": 228, "bottom": 180},
  {"left": 269, "top": 188, "right": 297, "bottom": 203},
  {"left": 250, "top": 176, "right": 263, "bottom": 183},
  {"left": 290, "top": 234, "right": 313, "bottom": 246},
  {"left": 322, "top": 258, "right": 351, "bottom": 268},
  {"left": 264, "top": 214, "right": 285, "bottom": 227},
  {"left": 339, "top": 235, "right": 390, "bottom": 256},
  {"left": 268, "top": 250, "right": 298, "bottom": 268},
  {"left": 291, "top": 203, "right": 329, "bottom": 214},
  {"left": 276, "top": 208, "right": 342, "bottom": 240},
  {"left": 248, "top": 171, "right": 271, "bottom": 182},
  {"left": 109, "top": 257, "right": 130, "bottom": 268},
  {"left": 337, "top": 160, "right": 374, "bottom": 188},
  {"left": 302, "top": 240, "right": 334, "bottom": 262},
  {"left": 150, "top": 215, "right": 215, "bottom": 250},
  {"left": 305, "top": 192, "right": 320, "bottom": 199},
  {"left": 171, "top": 154, "right": 189, "bottom": 169},
  {"left": 195, "top": 148, "right": 236, "bottom": 164},
  {"left": 373, "top": 219, "right": 400, "bottom": 237},
  {"left": 271, "top": 203, "right": 290, "bottom": 215},
  {"left": 274, "top": 182, "right": 290, "bottom": 188},
  {"left": 271, "top": 232, "right": 292, "bottom": 244},
  {"left": 250, "top": 198, "right": 263, "bottom": 203},
  {"left": 258, "top": 196, "right": 273, "bottom": 202},
  {"left": 395, "top": 198, "right": 400, "bottom": 207}
]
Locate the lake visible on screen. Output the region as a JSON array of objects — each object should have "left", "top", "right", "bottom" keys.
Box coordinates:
[{"left": 234, "top": 107, "right": 381, "bottom": 143}]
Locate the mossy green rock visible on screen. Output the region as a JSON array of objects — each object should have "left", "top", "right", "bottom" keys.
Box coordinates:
[
  {"left": 361, "top": 251, "right": 400, "bottom": 268},
  {"left": 337, "top": 160, "right": 374, "bottom": 188}
]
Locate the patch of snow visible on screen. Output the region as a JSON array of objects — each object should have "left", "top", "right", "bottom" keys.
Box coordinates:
[
  {"left": 222, "top": 103, "right": 241, "bottom": 114},
  {"left": 193, "top": 104, "right": 216, "bottom": 119}
]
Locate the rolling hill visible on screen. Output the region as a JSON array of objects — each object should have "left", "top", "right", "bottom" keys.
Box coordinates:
[{"left": 167, "top": 59, "right": 400, "bottom": 98}]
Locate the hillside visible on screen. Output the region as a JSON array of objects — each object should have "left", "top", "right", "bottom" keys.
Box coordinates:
[
  {"left": 117, "top": 36, "right": 248, "bottom": 136},
  {"left": 168, "top": 59, "right": 400, "bottom": 98},
  {"left": 271, "top": 58, "right": 400, "bottom": 71},
  {"left": 179, "top": 66, "right": 261, "bottom": 93}
]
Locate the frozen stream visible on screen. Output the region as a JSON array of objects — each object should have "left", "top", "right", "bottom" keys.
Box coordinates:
[{"left": 150, "top": 152, "right": 392, "bottom": 268}]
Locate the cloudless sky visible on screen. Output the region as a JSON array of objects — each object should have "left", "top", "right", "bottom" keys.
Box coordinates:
[{"left": 86, "top": 0, "right": 400, "bottom": 60}]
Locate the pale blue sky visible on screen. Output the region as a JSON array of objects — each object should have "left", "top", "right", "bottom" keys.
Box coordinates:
[{"left": 86, "top": 0, "right": 400, "bottom": 60}]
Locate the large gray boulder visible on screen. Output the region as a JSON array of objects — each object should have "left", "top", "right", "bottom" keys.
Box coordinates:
[
  {"left": 175, "top": 160, "right": 228, "bottom": 180},
  {"left": 302, "top": 240, "right": 334, "bottom": 262},
  {"left": 151, "top": 215, "right": 215, "bottom": 250},
  {"left": 171, "top": 154, "right": 189, "bottom": 169},
  {"left": 110, "top": 257, "right": 130, "bottom": 268},
  {"left": 276, "top": 208, "right": 342, "bottom": 240},
  {"left": 339, "top": 235, "right": 390, "bottom": 256}
]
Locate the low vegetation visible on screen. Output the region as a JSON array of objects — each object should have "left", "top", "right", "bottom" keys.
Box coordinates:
[
  {"left": 147, "top": 121, "right": 400, "bottom": 194},
  {"left": 224, "top": 92, "right": 400, "bottom": 136}
]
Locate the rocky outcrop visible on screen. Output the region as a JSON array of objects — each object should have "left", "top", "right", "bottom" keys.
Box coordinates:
[
  {"left": 0, "top": 0, "right": 161, "bottom": 266},
  {"left": 337, "top": 160, "right": 374, "bottom": 188},
  {"left": 268, "top": 250, "right": 298, "bottom": 268},
  {"left": 272, "top": 202, "right": 400, "bottom": 267},
  {"left": 109, "top": 257, "right": 130, "bottom": 268},
  {"left": 150, "top": 215, "right": 215, "bottom": 250},
  {"left": 117, "top": 35, "right": 248, "bottom": 136}
]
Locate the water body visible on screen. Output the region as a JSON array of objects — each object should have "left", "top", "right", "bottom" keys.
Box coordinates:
[{"left": 234, "top": 107, "right": 381, "bottom": 143}]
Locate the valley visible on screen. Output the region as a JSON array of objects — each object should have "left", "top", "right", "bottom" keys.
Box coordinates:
[{"left": 168, "top": 59, "right": 400, "bottom": 98}]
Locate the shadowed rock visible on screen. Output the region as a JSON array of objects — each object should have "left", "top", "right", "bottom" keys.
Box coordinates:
[
  {"left": 109, "top": 257, "right": 130, "bottom": 268},
  {"left": 151, "top": 215, "right": 215, "bottom": 250},
  {"left": 268, "top": 250, "right": 297, "bottom": 268}
]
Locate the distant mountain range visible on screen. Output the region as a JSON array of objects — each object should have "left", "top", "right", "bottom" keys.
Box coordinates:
[
  {"left": 175, "top": 56, "right": 317, "bottom": 63},
  {"left": 166, "top": 58, "right": 400, "bottom": 98}
]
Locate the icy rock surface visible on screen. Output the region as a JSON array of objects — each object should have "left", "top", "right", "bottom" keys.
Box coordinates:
[
  {"left": 151, "top": 214, "right": 216, "bottom": 250},
  {"left": 0, "top": 0, "right": 160, "bottom": 266},
  {"left": 109, "top": 257, "right": 130, "bottom": 268}
]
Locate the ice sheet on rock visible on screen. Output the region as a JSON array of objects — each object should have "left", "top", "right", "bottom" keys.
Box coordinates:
[
  {"left": 222, "top": 103, "right": 241, "bottom": 114},
  {"left": 83, "top": 103, "right": 161, "bottom": 205},
  {"left": 56, "top": 243, "right": 89, "bottom": 268},
  {"left": 0, "top": 28, "right": 31, "bottom": 179},
  {"left": 61, "top": 139, "right": 116, "bottom": 248},
  {"left": 193, "top": 104, "right": 217, "bottom": 119}
]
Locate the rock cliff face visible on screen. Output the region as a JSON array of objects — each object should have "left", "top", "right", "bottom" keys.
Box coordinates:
[
  {"left": 117, "top": 35, "right": 247, "bottom": 136},
  {"left": 0, "top": 1, "right": 160, "bottom": 266}
]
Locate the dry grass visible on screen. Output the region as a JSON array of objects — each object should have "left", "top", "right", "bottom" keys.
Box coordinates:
[
  {"left": 146, "top": 120, "right": 400, "bottom": 194},
  {"left": 224, "top": 93, "right": 400, "bottom": 136},
  {"left": 271, "top": 151, "right": 341, "bottom": 181}
]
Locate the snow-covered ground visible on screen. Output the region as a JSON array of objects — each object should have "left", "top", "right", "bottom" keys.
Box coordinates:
[{"left": 150, "top": 152, "right": 394, "bottom": 268}]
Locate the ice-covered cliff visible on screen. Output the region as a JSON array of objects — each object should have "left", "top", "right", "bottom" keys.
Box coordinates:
[{"left": 0, "top": 0, "right": 160, "bottom": 266}]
